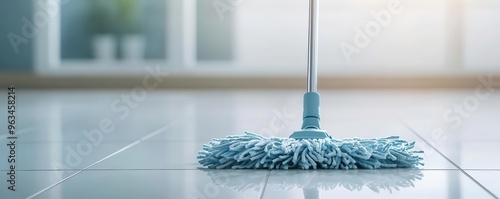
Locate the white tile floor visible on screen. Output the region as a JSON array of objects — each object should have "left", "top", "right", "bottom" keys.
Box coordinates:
[{"left": 0, "top": 89, "right": 498, "bottom": 198}]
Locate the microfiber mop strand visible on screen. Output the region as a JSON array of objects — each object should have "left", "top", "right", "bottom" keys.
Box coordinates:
[{"left": 198, "top": 132, "right": 423, "bottom": 170}]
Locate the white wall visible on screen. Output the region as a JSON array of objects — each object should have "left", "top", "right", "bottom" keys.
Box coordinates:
[{"left": 233, "top": 0, "right": 499, "bottom": 74}]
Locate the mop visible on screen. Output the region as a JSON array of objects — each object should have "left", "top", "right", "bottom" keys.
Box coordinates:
[{"left": 198, "top": 0, "right": 423, "bottom": 170}]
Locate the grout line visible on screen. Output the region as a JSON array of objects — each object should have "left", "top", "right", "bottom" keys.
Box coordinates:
[
  {"left": 7, "top": 168, "right": 500, "bottom": 172},
  {"left": 12, "top": 139, "right": 210, "bottom": 144},
  {"left": 25, "top": 170, "right": 85, "bottom": 199},
  {"left": 458, "top": 139, "right": 500, "bottom": 142},
  {"left": 9, "top": 168, "right": 205, "bottom": 172},
  {"left": 8, "top": 168, "right": 495, "bottom": 172},
  {"left": 259, "top": 171, "right": 271, "bottom": 199},
  {"left": 25, "top": 122, "right": 177, "bottom": 199},
  {"left": 0, "top": 127, "right": 37, "bottom": 140},
  {"left": 461, "top": 169, "right": 500, "bottom": 171},
  {"left": 400, "top": 120, "right": 499, "bottom": 199},
  {"left": 5, "top": 168, "right": 500, "bottom": 172}
]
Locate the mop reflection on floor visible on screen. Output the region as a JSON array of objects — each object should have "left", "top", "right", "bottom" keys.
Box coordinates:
[{"left": 202, "top": 169, "right": 423, "bottom": 199}]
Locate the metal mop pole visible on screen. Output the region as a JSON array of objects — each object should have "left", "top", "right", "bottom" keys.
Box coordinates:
[
  {"left": 307, "top": 0, "right": 319, "bottom": 93},
  {"left": 290, "top": 0, "right": 329, "bottom": 139}
]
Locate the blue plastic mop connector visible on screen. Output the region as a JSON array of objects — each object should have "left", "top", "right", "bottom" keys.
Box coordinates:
[{"left": 290, "top": 92, "right": 330, "bottom": 139}]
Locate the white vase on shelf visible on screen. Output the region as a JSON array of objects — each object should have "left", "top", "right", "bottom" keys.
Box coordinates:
[
  {"left": 91, "top": 34, "right": 117, "bottom": 62},
  {"left": 121, "top": 34, "right": 145, "bottom": 61}
]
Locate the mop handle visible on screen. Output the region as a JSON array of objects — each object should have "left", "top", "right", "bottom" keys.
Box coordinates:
[{"left": 307, "top": 0, "right": 319, "bottom": 93}]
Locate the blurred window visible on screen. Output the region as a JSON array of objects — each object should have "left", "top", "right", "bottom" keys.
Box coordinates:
[
  {"left": 50, "top": 0, "right": 500, "bottom": 73},
  {"left": 61, "top": 0, "right": 166, "bottom": 61}
]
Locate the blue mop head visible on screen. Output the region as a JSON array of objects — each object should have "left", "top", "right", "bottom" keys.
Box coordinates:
[
  {"left": 199, "top": 93, "right": 423, "bottom": 169},
  {"left": 197, "top": 132, "right": 423, "bottom": 169}
]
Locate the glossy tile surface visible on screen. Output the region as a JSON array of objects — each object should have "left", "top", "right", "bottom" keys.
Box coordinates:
[
  {"left": 402, "top": 90, "right": 500, "bottom": 169},
  {"left": 464, "top": 170, "right": 500, "bottom": 197},
  {"left": 262, "top": 170, "right": 494, "bottom": 199},
  {"left": 15, "top": 170, "right": 269, "bottom": 199},
  {"left": 0, "top": 89, "right": 498, "bottom": 198},
  {"left": 0, "top": 171, "right": 68, "bottom": 199}
]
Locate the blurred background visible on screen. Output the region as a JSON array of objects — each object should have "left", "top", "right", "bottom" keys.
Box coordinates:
[
  {"left": 1, "top": 1, "right": 500, "bottom": 198},
  {"left": 0, "top": 0, "right": 499, "bottom": 88}
]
